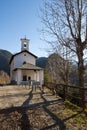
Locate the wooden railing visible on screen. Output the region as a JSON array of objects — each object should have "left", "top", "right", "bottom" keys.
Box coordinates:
[{"left": 44, "top": 82, "right": 87, "bottom": 109}]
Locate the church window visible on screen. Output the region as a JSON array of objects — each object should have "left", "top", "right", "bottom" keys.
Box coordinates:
[{"left": 23, "top": 61, "right": 26, "bottom": 64}]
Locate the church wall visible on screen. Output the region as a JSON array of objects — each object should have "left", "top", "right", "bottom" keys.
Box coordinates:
[
  {"left": 39, "top": 70, "right": 44, "bottom": 85},
  {"left": 10, "top": 60, "right": 14, "bottom": 79},
  {"left": 17, "top": 69, "right": 22, "bottom": 84},
  {"left": 13, "top": 52, "right": 36, "bottom": 69},
  {"left": 21, "top": 70, "right": 34, "bottom": 81}
]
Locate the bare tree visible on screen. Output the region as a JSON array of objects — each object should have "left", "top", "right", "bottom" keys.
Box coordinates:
[
  {"left": 46, "top": 53, "right": 72, "bottom": 85},
  {"left": 41, "top": 0, "right": 87, "bottom": 88}
]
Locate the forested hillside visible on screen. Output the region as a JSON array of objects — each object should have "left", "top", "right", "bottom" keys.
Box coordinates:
[
  {"left": 0, "top": 49, "right": 12, "bottom": 75},
  {"left": 0, "top": 49, "right": 12, "bottom": 84},
  {"left": 36, "top": 57, "right": 48, "bottom": 68}
]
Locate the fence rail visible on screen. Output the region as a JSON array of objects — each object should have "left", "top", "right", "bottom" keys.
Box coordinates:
[{"left": 44, "top": 82, "right": 87, "bottom": 109}]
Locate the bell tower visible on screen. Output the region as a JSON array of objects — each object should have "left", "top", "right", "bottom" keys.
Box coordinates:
[{"left": 20, "top": 37, "right": 29, "bottom": 51}]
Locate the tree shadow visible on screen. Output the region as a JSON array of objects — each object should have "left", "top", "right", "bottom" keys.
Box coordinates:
[
  {"left": 18, "top": 88, "right": 33, "bottom": 130},
  {"left": 63, "top": 111, "right": 83, "bottom": 122},
  {"left": 40, "top": 91, "right": 66, "bottom": 130},
  {"left": 0, "top": 88, "right": 33, "bottom": 130},
  {"left": 40, "top": 90, "right": 83, "bottom": 130},
  {"left": 17, "top": 107, "right": 31, "bottom": 130},
  {"left": 22, "top": 89, "right": 33, "bottom": 107},
  {"left": 0, "top": 87, "right": 83, "bottom": 130}
]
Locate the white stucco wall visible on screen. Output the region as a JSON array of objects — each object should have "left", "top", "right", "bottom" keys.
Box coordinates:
[
  {"left": 39, "top": 70, "right": 44, "bottom": 85},
  {"left": 16, "top": 70, "right": 22, "bottom": 84},
  {"left": 13, "top": 52, "right": 36, "bottom": 69},
  {"left": 10, "top": 60, "right": 14, "bottom": 79}
]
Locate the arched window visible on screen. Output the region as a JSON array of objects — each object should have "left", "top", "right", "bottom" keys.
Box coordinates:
[{"left": 23, "top": 61, "right": 26, "bottom": 64}]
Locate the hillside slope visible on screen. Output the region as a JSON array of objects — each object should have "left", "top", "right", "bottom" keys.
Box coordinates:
[
  {"left": 0, "top": 49, "right": 12, "bottom": 74},
  {"left": 36, "top": 57, "right": 47, "bottom": 68}
]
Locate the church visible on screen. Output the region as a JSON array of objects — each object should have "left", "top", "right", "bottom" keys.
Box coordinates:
[{"left": 9, "top": 38, "right": 44, "bottom": 85}]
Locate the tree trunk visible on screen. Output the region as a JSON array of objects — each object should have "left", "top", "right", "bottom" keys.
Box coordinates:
[
  {"left": 77, "top": 45, "right": 85, "bottom": 109},
  {"left": 77, "top": 47, "right": 84, "bottom": 88}
]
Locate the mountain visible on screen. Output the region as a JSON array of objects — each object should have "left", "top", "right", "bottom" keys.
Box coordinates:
[
  {"left": 0, "top": 49, "right": 12, "bottom": 75},
  {"left": 36, "top": 57, "right": 48, "bottom": 69}
]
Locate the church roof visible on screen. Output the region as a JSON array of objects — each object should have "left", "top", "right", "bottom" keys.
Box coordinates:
[
  {"left": 14, "top": 63, "right": 43, "bottom": 71},
  {"left": 9, "top": 50, "right": 37, "bottom": 64}
]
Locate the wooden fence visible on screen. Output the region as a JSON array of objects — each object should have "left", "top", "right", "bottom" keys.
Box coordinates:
[{"left": 44, "top": 82, "right": 87, "bottom": 109}]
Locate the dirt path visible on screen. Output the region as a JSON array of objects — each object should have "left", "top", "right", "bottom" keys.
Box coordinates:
[
  {"left": 0, "top": 85, "right": 32, "bottom": 109},
  {"left": 0, "top": 85, "right": 87, "bottom": 130}
]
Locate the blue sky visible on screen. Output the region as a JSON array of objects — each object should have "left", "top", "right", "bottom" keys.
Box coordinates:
[{"left": 0, "top": 0, "right": 49, "bottom": 57}]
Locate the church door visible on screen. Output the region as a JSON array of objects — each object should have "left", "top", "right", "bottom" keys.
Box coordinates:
[{"left": 23, "top": 75, "right": 27, "bottom": 81}]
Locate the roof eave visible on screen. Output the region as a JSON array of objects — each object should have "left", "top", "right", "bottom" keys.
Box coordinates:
[{"left": 9, "top": 50, "right": 37, "bottom": 64}]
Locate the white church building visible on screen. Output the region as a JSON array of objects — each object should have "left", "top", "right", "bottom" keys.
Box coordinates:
[{"left": 9, "top": 38, "right": 44, "bottom": 85}]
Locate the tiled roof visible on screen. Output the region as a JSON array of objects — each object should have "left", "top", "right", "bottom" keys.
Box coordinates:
[{"left": 14, "top": 63, "right": 43, "bottom": 71}]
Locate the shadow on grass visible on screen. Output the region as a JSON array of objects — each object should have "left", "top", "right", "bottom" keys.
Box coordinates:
[
  {"left": 40, "top": 91, "right": 66, "bottom": 130},
  {"left": 63, "top": 111, "right": 83, "bottom": 122}
]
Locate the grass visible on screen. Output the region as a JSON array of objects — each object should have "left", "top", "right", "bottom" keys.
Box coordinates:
[
  {"left": 58, "top": 100, "right": 87, "bottom": 129},
  {"left": 46, "top": 87, "right": 87, "bottom": 129}
]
